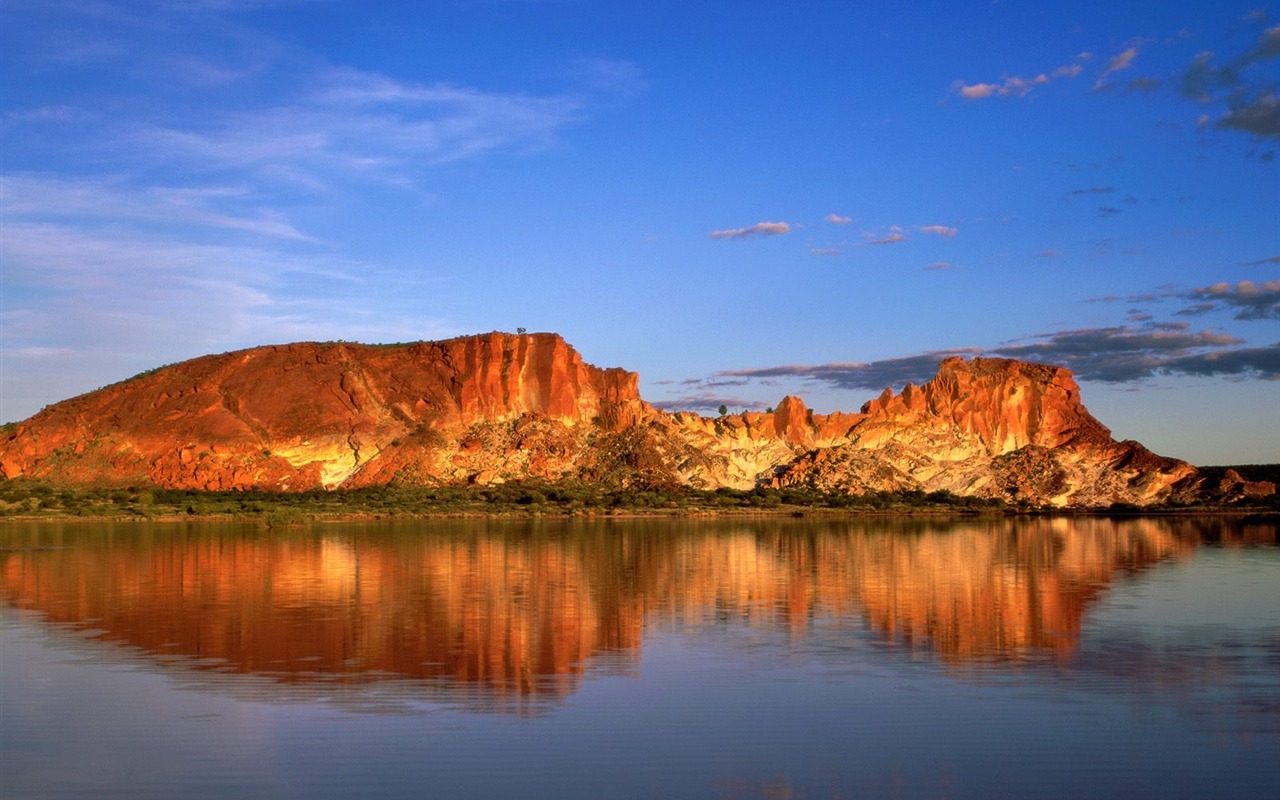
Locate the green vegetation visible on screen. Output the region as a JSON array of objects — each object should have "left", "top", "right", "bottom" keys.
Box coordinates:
[
  {"left": 2, "top": 471, "right": 1274, "bottom": 522},
  {"left": 0, "top": 479, "right": 1015, "bottom": 521}
]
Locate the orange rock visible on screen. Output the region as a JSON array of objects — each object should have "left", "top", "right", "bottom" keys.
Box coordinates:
[
  {"left": 0, "top": 334, "right": 1231, "bottom": 506},
  {"left": 771, "top": 395, "right": 812, "bottom": 448}
]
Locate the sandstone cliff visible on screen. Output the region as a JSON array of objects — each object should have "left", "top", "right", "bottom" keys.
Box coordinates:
[
  {"left": 0, "top": 333, "right": 647, "bottom": 491},
  {"left": 660, "top": 356, "right": 1200, "bottom": 506},
  {"left": 0, "top": 332, "right": 1216, "bottom": 506}
]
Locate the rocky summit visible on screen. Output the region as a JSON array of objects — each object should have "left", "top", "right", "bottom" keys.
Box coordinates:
[{"left": 0, "top": 331, "right": 1245, "bottom": 507}]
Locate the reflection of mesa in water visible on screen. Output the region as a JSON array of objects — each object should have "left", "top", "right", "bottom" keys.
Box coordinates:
[{"left": 0, "top": 519, "right": 1201, "bottom": 701}]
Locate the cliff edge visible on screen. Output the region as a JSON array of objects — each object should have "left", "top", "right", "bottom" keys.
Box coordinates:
[{"left": 0, "top": 332, "right": 1216, "bottom": 506}]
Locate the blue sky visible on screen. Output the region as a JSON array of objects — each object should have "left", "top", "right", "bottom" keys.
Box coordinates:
[{"left": 1, "top": 0, "right": 1277, "bottom": 464}]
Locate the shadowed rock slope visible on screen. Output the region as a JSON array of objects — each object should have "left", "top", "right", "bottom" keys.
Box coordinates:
[{"left": 0, "top": 332, "right": 1216, "bottom": 506}]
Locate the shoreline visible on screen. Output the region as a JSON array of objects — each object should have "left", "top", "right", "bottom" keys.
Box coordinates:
[{"left": 2, "top": 505, "right": 1275, "bottom": 526}]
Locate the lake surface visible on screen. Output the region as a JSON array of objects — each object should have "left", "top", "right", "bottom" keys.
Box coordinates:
[{"left": 2, "top": 515, "right": 1277, "bottom": 799}]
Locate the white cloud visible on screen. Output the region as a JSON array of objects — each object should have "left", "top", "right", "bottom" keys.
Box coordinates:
[
  {"left": 956, "top": 82, "right": 999, "bottom": 99},
  {"left": 0, "top": 174, "right": 314, "bottom": 240},
  {"left": 865, "top": 232, "right": 906, "bottom": 245},
  {"left": 132, "top": 70, "right": 584, "bottom": 187},
  {"left": 1094, "top": 46, "right": 1140, "bottom": 91},
  {"left": 953, "top": 57, "right": 1085, "bottom": 100},
  {"left": 860, "top": 224, "right": 907, "bottom": 245},
  {"left": 917, "top": 224, "right": 958, "bottom": 238},
  {"left": 709, "top": 221, "right": 791, "bottom": 240},
  {"left": 825, "top": 213, "right": 852, "bottom": 224},
  {"left": 1102, "top": 47, "right": 1139, "bottom": 78}
]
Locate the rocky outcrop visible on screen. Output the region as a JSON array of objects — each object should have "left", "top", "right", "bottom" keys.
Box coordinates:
[
  {"left": 0, "top": 332, "right": 647, "bottom": 491},
  {"left": 1215, "top": 469, "right": 1277, "bottom": 501},
  {"left": 655, "top": 357, "right": 1201, "bottom": 506},
  {"left": 0, "top": 332, "right": 1231, "bottom": 506}
]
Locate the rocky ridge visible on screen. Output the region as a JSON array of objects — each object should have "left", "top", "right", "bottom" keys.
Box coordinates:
[{"left": 0, "top": 331, "right": 1230, "bottom": 506}]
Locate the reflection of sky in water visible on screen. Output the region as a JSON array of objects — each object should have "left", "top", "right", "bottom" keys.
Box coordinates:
[
  {"left": 2, "top": 518, "right": 1278, "bottom": 800},
  {"left": 1091, "top": 546, "right": 1278, "bottom": 628},
  {"left": 1066, "top": 547, "right": 1280, "bottom": 736}
]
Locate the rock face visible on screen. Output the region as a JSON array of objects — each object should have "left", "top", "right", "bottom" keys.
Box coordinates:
[
  {"left": 656, "top": 356, "right": 1201, "bottom": 506},
  {"left": 0, "top": 332, "right": 1219, "bottom": 506},
  {"left": 0, "top": 333, "right": 647, "bottom": 491}
]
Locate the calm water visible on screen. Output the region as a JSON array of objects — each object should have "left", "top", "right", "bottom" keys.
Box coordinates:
[{"left": 2, "top": 516, "right": 1277, "bottom": 799}]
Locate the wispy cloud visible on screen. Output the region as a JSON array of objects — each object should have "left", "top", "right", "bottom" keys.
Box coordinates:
[
  {"left": 917, "top": 224, "right": 957, "bottom": 238},
  {"left": 689, "top": 316, "right": 1279, "bottom": 398},
  {"left": 1173, "top": 302, "right": 1217, "bottom": 317},
  {"left": 717, "top": 349, "right": 983, "bottom": 392},
  {"left": 1088, "top": 279, "right": 1280, "bottom": 321},
  {"left": 858, "top": 225, "right": 906, "bottom": 246},
  {"left": 566, "top": 57, "right": 649, "bottom": 97},
  {"left": 1188, "top": 280, "right": 1280, "bottom": 320},
  {"left": 0, "top": 173, "right": 314, "bottom": 240},
  {"left": 709, "top": 221, "right": 791, "bottom": 240},
  {"left": 0, "top": 2, "right": 639, "bottom": 421},
  {"left": 1126, "top": 76, "right": 1163, "bottom": 93},
  {"left": 6, "top": 3, "right": 597, "bottom": 189},
  {"left": 1095, "top": 46, "right": 1139, "bottom": 89},
  {"left": 953, "top": 19, "right": 1277, "bottom": 142},
  {"left": 1251, "top": 21, "right": 1280, "bottom": 60},
  {"left": 1217, "top": 93, "right": 1280, "bottom": 139},
  {"left": 952, "top": 55, "right": 1088, "bottom": 100},
  {"left": 133, "top": 68, "right": 585, "bottom": 185},
  {"left": 954, "top": 82, "right": 1001, "bottom": 100},
  {"left": 0, "top": 220, "right": 458, "bottom": 420},
  {"left": 1152, "top": 342, "right": 1280, "bottom": 381},
  {"left": 865, "top": 232, "right": 905, "bottom": 245},
  {"left": 825, "top": 213, "right": 852, "bottom": 224},
  {"left": 650, "top": 393, "right": 770, "bottom": 413},
  {"left": 989, "top": 322, "right": 1246, "bottom": 382},
  {"left": 1179, "top": 22, "right": 1280, "bottom": 140}
]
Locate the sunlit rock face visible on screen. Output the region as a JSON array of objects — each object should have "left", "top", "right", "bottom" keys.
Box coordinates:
[
  {"left": 0, "top": 332, "right": 649, "bottom": 491},
  {"left": 0, "top": 333, "right": 1221, "bottom": 506},
  {"left": 661, "top": 357, "right": 1202, "bottom": 506}
]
